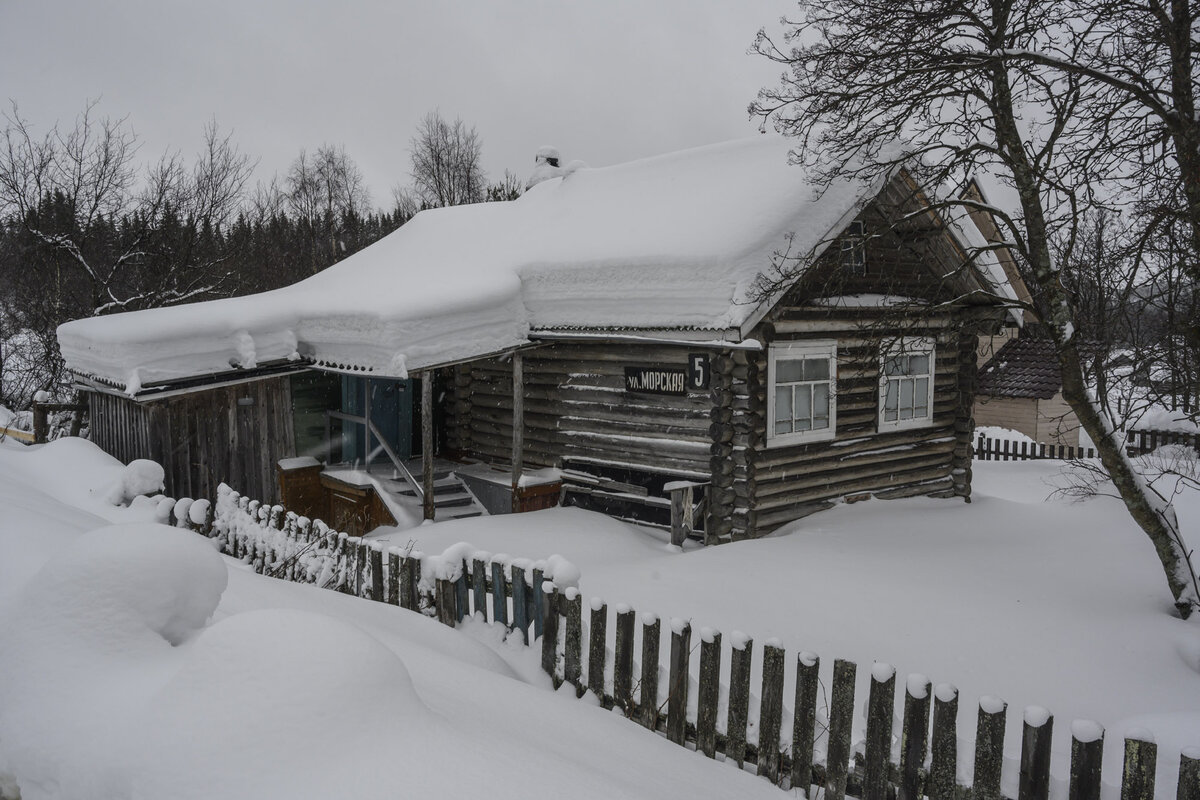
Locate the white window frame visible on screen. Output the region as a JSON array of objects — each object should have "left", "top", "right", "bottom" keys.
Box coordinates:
[
  {"left": 767, "top": 340, "right": 838, "bottom": 447},
  {"left": 878, "top": 336, "right": 936, "bottom": 432},
  {"left": 840, "top": 220, "right": 866, "bottom": 274}
]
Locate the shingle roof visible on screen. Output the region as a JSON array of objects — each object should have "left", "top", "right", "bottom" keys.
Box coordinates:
[{"left": 977, "top": 337, "right": 1104, "bottom": 399}]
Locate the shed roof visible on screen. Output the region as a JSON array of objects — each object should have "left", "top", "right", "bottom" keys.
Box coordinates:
[
  {"left": 977, "top": 336, "right": 1106, "bottom": 399},
  {"left": 58, "top": 136, "right": 1015, "bottom": 394}
]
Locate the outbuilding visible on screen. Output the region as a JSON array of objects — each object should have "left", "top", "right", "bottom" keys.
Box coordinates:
[{"left": 58, "top": 136, "right": 1017, "bottom": 541}]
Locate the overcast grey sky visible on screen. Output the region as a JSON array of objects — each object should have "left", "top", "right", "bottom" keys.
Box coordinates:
[{"left": 1, "top": 0, "right": 791, "bottom": 207}]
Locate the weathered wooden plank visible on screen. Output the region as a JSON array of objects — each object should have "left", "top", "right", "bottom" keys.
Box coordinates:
[
  {"left": 512, "top": 566, "right": 530, "bottom": 643},
  {"left": 792, "top": 652, "right": 820, "bottom": 794},
  {"left": 863, "top": 663, "right": 896, "bottom": 800},
  {"left": 666, "top": 619, "right": 692, "bottom": 746},
  {"left": 900, "top": 675, "right": 932, "bottom": 800},
  {"left": 1069, "top": 722, "right": 1104, "bottom": 800},
  {"left": 1121, "top": 735, "right": 1156, "bottom": 800},
  {"left": 491, "top": 562, "right": 508, "bottom": 626},
  {"left": 1178, "top": 749, "right": 1200, "bottom": 800},
  {"left": 472, "top": 557, "right": 488, "bottom": 621},
  {"left": 435, "top": 578, "right": 456, "bottom": 627},
  {"left": 638, "top": 614, "right": 661, "bottom": 731},
  {"left": 400, "top": 555, "right": 420, "bottom": 611},
  {"left": 696, "top": 628, "right": 722, "bottom": 759},
  {"left": 387, "top": 550, "right": 401, "bottom": 606},
  {"left": 726, "top": 634, "right": 753, "bottom": 767},
  {"left": 826, "top": 659, "right": 857, "bottom": 800},
  {"left": 613, "top": 605, "right": 635, "bottom": 714},
  {"left": 758, "top": 641, "right": 786, "bottom": 783},
  {"left": 929, "top": 685, "right": 958, "bottom": 800},
  {"left": 1019, "top": 707, "right": 1053, "bottom": 800},
  {"left": 454, "top": 560, "right": 469, "bottom": 623},
  {"left": 588, "top": 599, "right": 607, "bottom": 702},
  {"left": 974, "top": 696, "right": 1008, "bottom": 800},
  {"left": 539, "top": 584, "right": 560, "bottom": 684},
  {"left": 564, "top": 590, "right": 583, "bottom": 693},
  {"left": 368, "top": 544, "right": 383, "bottom": 602}
]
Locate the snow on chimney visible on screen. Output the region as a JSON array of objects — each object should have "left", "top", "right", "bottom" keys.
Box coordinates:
[{"left": 526, "top": 145, "right": 563, "bottom": 190}]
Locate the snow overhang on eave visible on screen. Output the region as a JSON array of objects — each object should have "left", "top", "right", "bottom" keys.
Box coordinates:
[
  {"left": 73, "top": 360, "right": 312, "bottom": 402},
  {"left": 529, "top": 328, "right": 761, "bottom": 350}
]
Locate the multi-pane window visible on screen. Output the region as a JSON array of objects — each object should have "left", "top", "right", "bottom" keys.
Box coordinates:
[
  {"left": 879, "top": 338, "right": 935, "bottom": 430},
  {"left": 840, "top": 220, "right": 866, "bottom": 274},
  {"left": 768, "top": 341, "right": 837, "bottom": 446}
]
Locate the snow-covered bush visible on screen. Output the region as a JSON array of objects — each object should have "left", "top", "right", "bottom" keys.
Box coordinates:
[{"left": 102, "top": 460, "right": 166, "bottom": 506}]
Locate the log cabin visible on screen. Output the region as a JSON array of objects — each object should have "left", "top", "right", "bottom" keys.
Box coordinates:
[{"left": 57, "top": 136, "right": 1019, "bottom": 541}]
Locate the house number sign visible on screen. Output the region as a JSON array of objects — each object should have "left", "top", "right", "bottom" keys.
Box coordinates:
[{"left": 624, "top": 354, "right": 710, "bottom": 396}]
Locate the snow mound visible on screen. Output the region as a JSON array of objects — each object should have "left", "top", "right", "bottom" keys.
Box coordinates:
[{"left": 101, "top": 459, "right": 165, "bottom": 506}]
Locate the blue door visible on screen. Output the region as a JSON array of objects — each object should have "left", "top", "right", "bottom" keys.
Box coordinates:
[{"left": 340, "top": 376, "right": 415, "bottom": 464}]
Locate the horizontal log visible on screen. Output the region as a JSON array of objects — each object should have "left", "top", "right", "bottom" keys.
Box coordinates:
[
  {"left": 752, "top": 448, "right": 954, "bottom": 500},
  {"left": 751, "top": 464, "right": 954, "bottom": 512}
]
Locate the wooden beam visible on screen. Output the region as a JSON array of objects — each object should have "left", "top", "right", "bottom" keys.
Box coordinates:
[
  {"left": 511, "top": 352, "right": 524, "bottom": 513},
  {"left": 422, "top": 373, "right": 434, "bottom": 520}
]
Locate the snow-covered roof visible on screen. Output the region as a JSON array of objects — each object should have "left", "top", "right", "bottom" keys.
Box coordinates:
[{"left": 58, "top": 136, "right": 1013, "bottom": 393}]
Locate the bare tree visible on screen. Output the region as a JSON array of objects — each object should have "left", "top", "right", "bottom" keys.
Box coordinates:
[
  {"left": 408, "top": 111, "right": 486, "bottom": 208},
  {"left": 284, "top": 143, "right": 371, "bottom": 274},
  {"left": 751, "top": 0, "right": 1200, "bottom": 615}
]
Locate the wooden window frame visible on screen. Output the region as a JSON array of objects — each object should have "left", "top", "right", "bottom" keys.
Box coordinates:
[
  {"left": 840, "top": 220, "right": 866, "bottom": 275},
  {"left": 878, "top": 336, "right": 936, "bottom": 432},
  {"left": 767, "top": 340, "right": 838, "bottom": 447}
]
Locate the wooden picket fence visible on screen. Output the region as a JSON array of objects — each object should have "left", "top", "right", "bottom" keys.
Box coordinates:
[
  {"left": 535, "top": 591, "right": 1200, "bottom": 800},
  {"left": 174, "top": 482, "right": 1200, "bottom": 799},
  {"left": 975, "top": 428, "right": 1199, "bottom": 462}
]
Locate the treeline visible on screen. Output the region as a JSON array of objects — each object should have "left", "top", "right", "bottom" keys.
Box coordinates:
[{"left": 0, "top": 104, "right": 513, "bottom": 407}]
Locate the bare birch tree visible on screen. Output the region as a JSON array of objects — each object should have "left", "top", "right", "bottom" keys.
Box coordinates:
[
  {"left": 408, "top": 111, "right": 486, "bottom": 208},
  {"left": 751, "top": 0, "right": 1200, "bottom": 615}
]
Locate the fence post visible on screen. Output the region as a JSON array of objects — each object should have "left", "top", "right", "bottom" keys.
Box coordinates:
[
  {"left": 792, "top": 652, "right": 820, "bottom": 793},
  {"left": 512, "top": 566, "right": 530, "bottom": 644},
  {"left": 697, "top": 628, "right": 722, "bottom": 759},
  {"left": 666, "top": 619, "right": 692, "bottom": 746},
  {"left": 472, "top": 557, "right": 489, "bottom": 622},
  {"left": 727, "top": 633, "right": 753, "bottom": 768},
  {"left": 613, "top": 605, "right": 635, "bottom": 715},
  {"left": 1178, "top": 750, "right": 1200, "bottom": 800},
  {"left": 900, "top": 674, "right": 931, "bottom": 800},
  {"left": 929, "top": 684, "right": 959, "bottom": 800},
  {"left": 826, "top": 659, "right": 857, "bottom": 800},
  {"left": 588, "top": 599, "right": 608, "bottom": 703},
  {"left": 974, "top": 696, "right": 1007, "bottom": 800},
  {"left": 1069, "top": 721, "right": 1104, "bottom": 800},
  {"left": 863, "top": 663, "right": 896, "bottom": 800},
  {"left": 758, "top": 641, "right": 786, "bottom": 783},
  {"left": 369, "top": 544, "right": 383, "bottom": 602},
  {"left": 1120, "top": 735, "right": 1156, "bottom": 800},
  {"left": 531, "top": 567, "right": 545, "bottom": 639},
  {"left": 539, "top": 583, "right": 560, "bottom": 686},
  {"left": 638, "top": 614, "right": 661, "bottom": 731},
  {"left": 491, "top": 561, "right": 508, "bottom": 627},
  {"left": 435, "top": 577, "right": 456, "bottom": 627},
  {"left": 564, "top": 589, "right": 583, "bottom": 693},
  {"left": 387, "top": 550, "right": 401, "bottom": 606},
  {"left": 1019, "top": 706, "right": 1053, "bottom": 800},
  {"left": 400, "top": 554, "right": 420, "bottom": 611},
  {"left": 455, "top": 559, "right": 469, "bottom": 622}
]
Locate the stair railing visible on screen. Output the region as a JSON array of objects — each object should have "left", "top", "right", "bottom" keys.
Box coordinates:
[{"left": 324, "top": 410, "right": 424, "bottom": 502}]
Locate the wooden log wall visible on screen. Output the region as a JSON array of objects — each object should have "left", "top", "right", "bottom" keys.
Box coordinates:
[
  {"left": 86, "top": 375, "right": 296, "bottom": 503},
  {"left": 727, "top": 306, "right": 988, "bottom": 538},
  {"left": 445, "top": 343, "right": 716, "bottom": 478}
]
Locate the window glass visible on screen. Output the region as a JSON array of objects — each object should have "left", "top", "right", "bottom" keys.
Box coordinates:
[
  {"left": 804, "top": 358, "right": 829, "bottom": 381},
  {"left": 777, "top": 359, "right": 805, "bottom": 383},
  {"left": 774, "top": 386, "right": 793, "bottom": 434},
  {"left": 813, "top": 383, "right": 830, "bottom": 428}
]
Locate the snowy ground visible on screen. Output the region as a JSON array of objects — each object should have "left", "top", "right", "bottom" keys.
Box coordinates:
[{"left": 2, "top": 438, "right": 1198, "bottom": 799}]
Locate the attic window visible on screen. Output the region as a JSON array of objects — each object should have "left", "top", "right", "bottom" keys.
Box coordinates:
[{"left": 840, "top": 220, "right": 866, "bottom": 275}]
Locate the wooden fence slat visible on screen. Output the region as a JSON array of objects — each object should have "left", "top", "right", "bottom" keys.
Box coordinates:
[
  {"left": 401, "top": 555, "right": 419, "bottom": 611},
  {"left": 491, "top": 561, "right": 507, "bottom": 627},
  {"left": 435, "top": 578, "right": 456, "bottom": 627},
  {"left": 369, "top": 545, "right": 383, "bottom": 602},
  {"left": 454, "top": 560, "right": 469, "bottom": 622},
  {"left": 1019, "top": 707, "right": 1053, "bottom": 800},
  {"left": 929, "top": 684, "right": 959, "bottom": 800},
  {"left": 825, "top": 659, "right": 857, "bottom": 800},
  {"left": 588, "top": 599, "right": 608, "bottom": 702},
  {"left": 512, "top": 566, "right": 530, "bottom": 643},
  {"left": 792, "top": 652, "right": 820, "bottom": 794},
  {"left": 666, "top": 619, "right": 692, "bottom": 746},
  {"left": 564, "top": 590, "right": 583, "bottom": 693},
  {"left": 532, "top": 567, "right": 545, "bottom": 639},
  {"left": 638, "top": 614, "right": 662, "bottom": 731},
  {"left": 472, "top": 557, "right": 488, "bottom": 621},
  {"left": 1069, "top": 721, "right": 1105, "bottom": 800},
  {"left": 863, "top": 663, "right": 896, "bottom": 800},
  {"left": 539, "top": 584, "right": 560, "bottom": 685},
  {"left": 974, "top": 696, "right": 1007, "bottom": 800},
  {"left": 900, "top": 675, "right": 932, "bottom": 800},
  {"left": 1179, "top": 750, "right": 1200, "bottom": 800},
  {"left": 726, "top": 633, "right": 753, "bottom": 768},
  {"left": 757, "top": 641, "right": 786, "bottom": 783},
  {"left": 697, "top": 629, "right": 722, "bottom": 758},
  {"left": 614, "top": 605, "right": 635, "bottom": 714},
  {"left": 1121, "top": 736, "right": 1157, "bottom": 800},
  {"left": 386, "top": 550, "right": 400, "bottom": 606}
]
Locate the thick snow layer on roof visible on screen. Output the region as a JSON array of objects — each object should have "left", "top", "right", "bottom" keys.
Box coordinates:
[{"left": 58, "top": 136, "right": 1012, "bottom": 392}]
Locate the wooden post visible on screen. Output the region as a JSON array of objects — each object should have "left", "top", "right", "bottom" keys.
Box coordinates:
[
  {"left": 900, "top": 675, "right": 932, "bottom": 800},
  {"left": 512, "top": 565, "right": 529, "bottom": 643},
  {"left": 792, "top": 652, "right": 820, "bottom": 794},
  {"left": 491, "top": 562, "right": 508, "bottom": 627},
  {"left": 1178, "top": 750, "right": 1200, "bottom": 800},
  {"left": 363, "top": 378, "right": 373, "bottom": 472},
  {"left": 454, "top": 561, "right": 469, "bottom": 623},
  {"left": 511, "top": 352, "right": 524, "bottom": 514},
  {"left": 696, "top": 629, "right": 722, "bottom": 758},
  {"left": 727, "top": 634, "right": 753, "bottom": 768},
  {"left": 588, "top": 599, "right": 608, "bottom": 703},
  {"left": 368, "top": 544, "right": 383, "bottom": 602},
  {"left": 863, "top": 663, "right": 897, "bottom": 800},
  {"left": 974, "top": 696, "right": 1008, "bottom": 800},
  {"left": 826, "top": 659, "right": 857, "bottom": 800},
  {"left": 666, "top": 619, "right": 692, "bottom": 746},
  {"left": 421, "top": 373, "right": 434, "bottom": 521},
  {"left": 540, "top": 583, "right": 560, "bottom": 684},
  {"left": 669, "top": 483, "right": 694, "bottom": 547},
  {"left": 564, "top": 590, "right": 583, "bottom": 693},
  {"left": 1019, "top": 707, "right": 1053, "bottom": 800},
  {"left": 387, "top": 550, "right": 401, "bottom": 606},
  {"left": 638, "top": 614, "right": 661, "bottom": 731},
  {"left": 32, "top": 403, "right": 48, "bottom": 444},
  {"left": 929, "top": 684, "right": 959, "bottom": 800},
  {"left": 472, "top": 557, "right": 489, "bottom": 621},
  {"left": 531, "top": 567, "right": 545, "bottom": 639},
  {"left": 400, "top": 554, "right": 420, "bottom": 611},
  {"left": 1120, "top": 736, "right": 1156, "bottom": 800},
  {"left": 435, "top": 578, "right": 456, "bottom": 626},
  {"left": 758, "top": 641, "right": 786, "bottom": 783},
  {"left": 613, "top": 605, "right": 635, "bottom": 714},
  {"left": 1069, "top": 722, "right": 1104, "bottom": 800}
]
